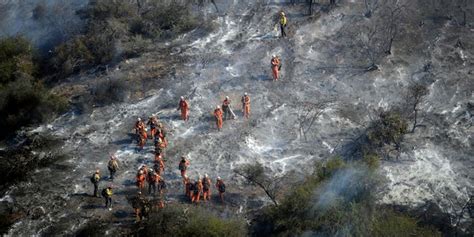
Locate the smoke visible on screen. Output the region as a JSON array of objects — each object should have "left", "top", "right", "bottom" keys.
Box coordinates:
[
  {"left": 0, "top": 0, "right": 89, "bottom": 54},
  {"left": 313, "top": 165, "right": 379, "bottom": 210}
]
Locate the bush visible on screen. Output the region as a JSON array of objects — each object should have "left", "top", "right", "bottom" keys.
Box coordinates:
[
  {"left": 50, "top": 36, "right": 95, "bottom": 76},
  {"left": 0, "top": 75, "right": 68, "bottom": 139},
  {"left": 251, "top": 158, "right": 440, "bottom": 237},
  {"left": 75, "top": 220, "right": 108, "bottom": 237},
  {"left": 315, "top": 156, "right": 346, "bottom": 180},
  {"left": 50, "top": 28, "right": 116, "bottom": 77},
  {"left": 50, "top": 1, "right": 201, "bottom": 77},
  {"left": 362, "top": 153, "right": 380, "bottom": 170},
  {"left": 372, "top": 209, "right": 442, "bottom": 237},
  {"left": 90, "top": 78, "right": 129, "bottom": 106},
  {"left": 0, "top": 37, "right": 36, "bottom": 84},
  {"left": 32, "top": 4, "right": 47, "bottom": 20},
  {"left": 140, "top": 205, "right": 247, "bottom": 237},
  {"left": 0, "top": 36, "right": 68, "bottom": 139},
  {"left": 367, "top": 110, "right": 408, "bottom": 149}
]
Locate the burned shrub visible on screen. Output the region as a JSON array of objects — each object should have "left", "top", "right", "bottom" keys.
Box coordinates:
[
  {"left": 32, "top": 4, "right": 47, "bottom": 20},
  {"left": 90, "top": 78, "right": 129, "bottom": 106}
]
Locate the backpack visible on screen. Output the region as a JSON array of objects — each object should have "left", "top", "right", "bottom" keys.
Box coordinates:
[
  {"left": 101, "top": 188, "right": 107, "bottom": 198},
  {"left": 159, "top": 179, "right": 166, "bottom": 189},
  {"left": 202, "top": 178, "right": 210, "bottom": 191},
  {"left": 178, "top": 161, "right": 186, "bottom": 171},
  {"left": 218, "top": 183, "right": 226, "bottom": 193},
  {"left": 90, "top": 174, "right": 99, "bottom": 183}
]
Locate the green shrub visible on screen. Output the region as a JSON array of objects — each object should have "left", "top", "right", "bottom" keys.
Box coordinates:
[
  {"left": 50, "top": 36, "right": 95, "bottom": 76},
  {"left": 140, "top": 205, "right": 246, "bottom": 237},
  {"left": 251, "top": 157, "right": 440, "bottom": 237},
  {"left": 372, "top": 209, "right": 441, "bottom": 237},
  {"left": 87, "top": 0, "right": 135, "bottom": 21},
  {"left": 315, "top": 156, "right": 346, "bottom": 180},
  {"left": 0, "top": 36, "right": 36, "bottom": 84},
  {"left": 50, "top": 1, "right": 200, "bottom": 77},
  {"left": 363, "top": 153, "right": 380, "bottom": 170},
  {"left": 0, "top": 75, "right": 68, "bottom": 139},
  {"left": 367, "top": 110, "right": 408, "bottom": 149}
]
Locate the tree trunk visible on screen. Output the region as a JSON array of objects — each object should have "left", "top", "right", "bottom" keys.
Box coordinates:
[
  {"left": 385, "top": 37, "right": 393, "bottom": 55},
  {"left": 411, "top": 107, "right": 418, "bottom": 133}
]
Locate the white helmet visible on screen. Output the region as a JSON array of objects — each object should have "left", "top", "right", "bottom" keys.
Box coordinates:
[
  {"left": 272, "top": 54, "right": 276, "bottom": 58},
  {"left": 137, "top": 117, "right": 141, "bottom": 121},
  {"left": 225, "top": 96, "right": 229, "bottom": 99},
  {"left": 217, "top": 105, "right": 221, "bottom": 109},
  {"left": 217, "top": 176, "right": 221, "bottom": 180},
  {"left": 180, "top": 96, "right": 184, "bottom": 100},
  {"left": 244, "top": 92, "right": 248, "bottom": 96},
  {"left": 205, "top": 173, "right": 208, "bottom": 178}
]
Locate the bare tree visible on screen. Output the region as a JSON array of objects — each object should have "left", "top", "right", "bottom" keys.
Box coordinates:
[
  {"left": 234, "top": 162, "right": 280, "bottom": 206},
  {"left": 295, "top": 100, "right": 331, "bottom": 141},
  {"left": 357, "top": 24, "right": 383, "bottom": 71},
  {"left": 454, "top": 195, "right": 473, "bottom": 234},
  {"left": 405, "top": 83, "right": 429, "bottom": 133},
  {"left": 379, "top": 1, "right": 409, "bottom": 55}
]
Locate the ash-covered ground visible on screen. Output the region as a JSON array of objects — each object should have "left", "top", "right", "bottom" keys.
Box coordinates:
[{"left": 1, "top": 0, "right": 473, "bottom": 235}]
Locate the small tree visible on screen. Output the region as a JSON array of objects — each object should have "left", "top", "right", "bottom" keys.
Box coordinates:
[
  {"left": 234, "top": 162, "right": 281, "bottom": 206},
  {"left": 405, "top": 83, "right": 429, "bottom": 133},
  {"left": 357, "top": 24, "right": 383, "bottom": 71},
  {"left": 296, "top": 101, "right": 330, "bottom": 141},
  {"left": 379, "top": 0, "right": 409, "bottom": 55},
  {"left": 366, "top": 110, "right": 408, "bottom": 158}
]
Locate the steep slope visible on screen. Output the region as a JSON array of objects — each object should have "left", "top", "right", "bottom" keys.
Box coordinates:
[{"left": 2, "top": 0, "right": 472, "bottom": 235}]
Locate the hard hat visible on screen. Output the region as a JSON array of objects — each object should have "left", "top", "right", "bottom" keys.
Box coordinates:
[
  {"left": 272, "top": 54, "right": 276, "bottom": 58},
  {"left": 95, "top": 170, "right": 100, "bottom": 173},
  {"left": 217, "top": 105, "right": 220, "bottom": 109},
  {"left": 138, "top": 191, "right": 142, "bottom": 195},
  {"left": 217, "top": 176, "right": 221, "bottom": 180},
  {"left": 244, "top": 92, "right": 248, "bottom": 96},
  {"left": 225, "top": 96, "right": 229, "bottom": 99},
  {"left": 139, "top": 170, "right": 144, "bottom": 174},
  {"left": 205, "top": 173, "right": 208, "bottom": 178},
  {"left": 180, "top": 96, "right": 184, "bottom": 100},
  {"left": 280, "top": 11, "right": 285, "bottom": 15},
  {"left": 137, "top": 117, "right": 141, "bottom": 121}
]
